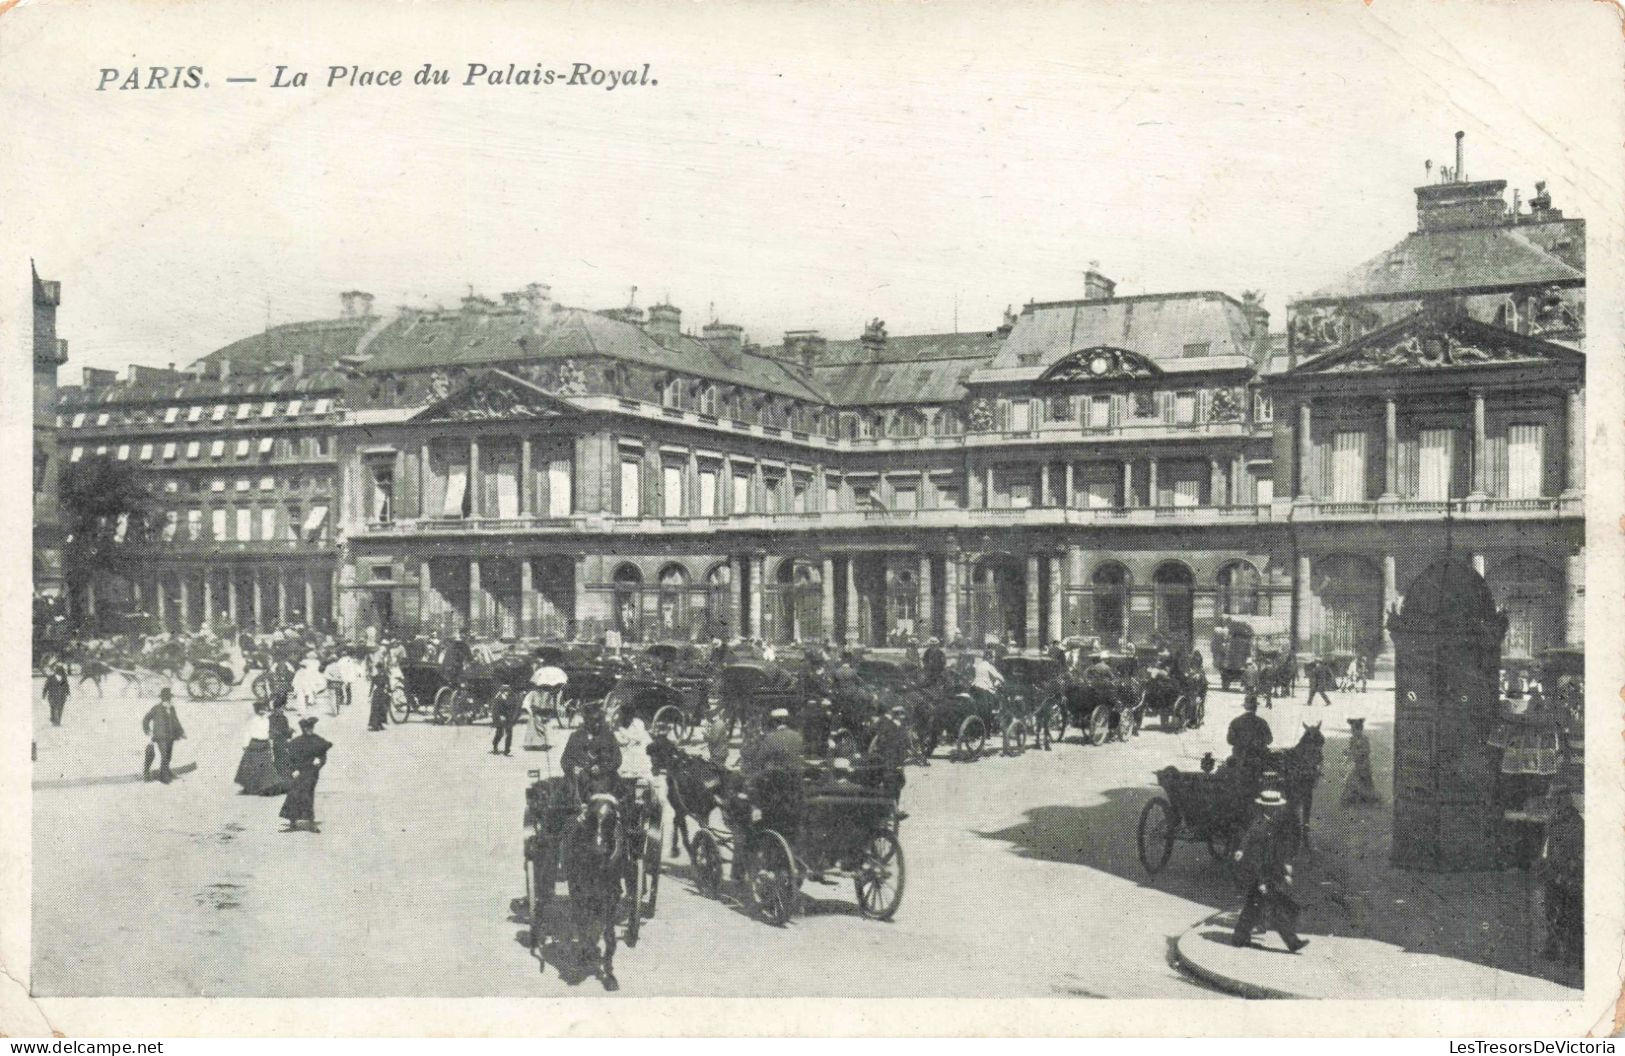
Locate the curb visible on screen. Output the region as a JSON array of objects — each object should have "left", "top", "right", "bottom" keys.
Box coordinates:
[{"left": 1172, "top": 913, "right": 1299, "bottom": 1000}]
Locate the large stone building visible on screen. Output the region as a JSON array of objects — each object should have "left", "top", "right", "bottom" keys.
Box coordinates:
[
  {"left": 52, "top": 156, "right": 1586, "bottom": 664},
  {"left": 33, "top": 263, "right": 68, "bottom": 598}
]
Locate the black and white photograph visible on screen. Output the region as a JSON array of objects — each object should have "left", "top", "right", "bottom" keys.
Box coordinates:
[{"left": 4, "top": 0, "right": 1621, "bottom": 1037}]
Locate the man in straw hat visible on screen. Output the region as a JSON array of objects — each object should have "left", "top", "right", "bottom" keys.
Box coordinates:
[{"left": 1231, "top": 788, "right": 1308, "bottom": 952}]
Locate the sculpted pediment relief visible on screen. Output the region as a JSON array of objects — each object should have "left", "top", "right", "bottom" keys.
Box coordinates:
[
  {"left": 1040, "top": 346, "right": 1162, "bottom": 383},
  {"left": 1294, "top": 311, "right": 1580, "bottom": 376},
  {"left": 411, "top": 370, "right": 575, "bottom": 422}
]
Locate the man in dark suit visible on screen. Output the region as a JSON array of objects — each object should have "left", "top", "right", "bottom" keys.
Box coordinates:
[
  {"left": 142, "top": 688, "right": 186, "bottom": 783},
  {"left": 1231, "top": 790, "right": 1308, "bottom": 952},
  {"left": 43, "top": 663, "right": 70, "bottom": 726},
  {"left": 921, "top": 638, "right": 947, "bottom": 684},
  {"left": 490, "top": 686, "right": 522, "bottom": 755},
  {"left": 1226, "top": 697, "right": 1273, "bottom": 773}
]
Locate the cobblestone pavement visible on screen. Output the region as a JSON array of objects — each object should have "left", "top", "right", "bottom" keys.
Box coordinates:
[{"left": 29, "top": 672, "right": 1572, "bottom": 998}]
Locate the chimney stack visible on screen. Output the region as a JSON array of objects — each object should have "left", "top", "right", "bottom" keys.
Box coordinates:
[
  {"left": 81, "top": 367, "right": 117, "bottom": 389},
  {"left": 1454, "top": 131, "right": 1465, "bottom": 183},
  {"left": 861, "top": 318, "right": 887, "bottom": 355},
  {"left": 292, "top": 352, "right": 305, "bottom": 378},
  {"left": 1083, "top": 269, "right": 1116, "bottom": 301},
  {"left": 340, "top": 290, "right": 375, "bottom": 318},
  {"left": 646, "top": 303, "right": 682, "bottom": 342},
  {"left": 702, "top": 321, "right": 745, "bottom": 368},
  {"left": 783, "top": 330, "right": 826, "bottom": 373}
]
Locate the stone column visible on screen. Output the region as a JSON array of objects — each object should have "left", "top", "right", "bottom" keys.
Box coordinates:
[
  {"left": 1024, "top": 554, "right": 1041, "bottom": 650},
  {"left": 942, "top": 554, "right": 960, "bottom": 644},
  {"left": 1209, "top": 458, "right": 1223, "bottom": 507},
  {"left": 1296, "top": 401, "right": 1312, "bottom": 502},
  {"left": 227, "top": 574, "right": 238, "bottom": 627},
  {"left": 1469, "top": 389, "right": 1487, "bottom": 499},
  {"left": 1294, "top": 553, "right": 1312, "bottom": 652},
  {"left": 1565, "top": 387, "right": 1584, "bottom": 494},
  {"left": 573, "top": 555, "right": 589, "bottom": 640},
  {"left": 748, "top": 553, "right": 764, "bottom": 639},
  {"left": 1047, "top": 554, "right": 1063, "bottom": 646},
  {"left": 520, "top": 557, "right": 535, "bottom": 638},
  {"left": 820, "top": 558, "right": 836, "bottom": 643},
  {"left": 304, "top": 575, "right": 316, "bottom": 627},
  {"left": 1064, "top": 463, "right": 1075, "bottom": 508},
  {"left": 179, "top": 574, "right": 191, "bottom": 629},
  {"left": 1381, "top": 554, "right": 1398, "bottom": 658},
  {"left": 85, "top": 580, "right": 97, "bottom": 619},
  {"left": 156, "top": 575, "right": 168, "bottom": 628},
  {"left": 1382, "top": 395, "right": 1399, "bottom": 499},
  {"left": 420, "top": 441, "right": 432, "bottom": 516},
  {"left": 277, "top": 568, "right": 288, "bottom": 624},
  {"left": 1471, "top": 553, "right": 1486, "bottom": 577},
  {"left": 918, "top": 554, "right": 933, "bottom": 638},
  {"left": 984, "top": 465, "right": 994, "bottom": 509},
  {"left": 1147, "top": 460, "right": 1159, "bottom": 507},
  {"left": 1564, "top": 551, "right": 1584, "bottom": 647},
  {"left": 202, "top": 573, "right": 214, "bottom": 629},
  {"left": 468, "top": 436, "right": 481, "bottom": 517},
  {"left": 1122, "top": 461, "right": 1133, "bottom": 507},
  {"left": 468, "top": 557, "right": 482, "bottom": 637},
  {"left": 250, "top": 574, "right": 263, "bottom": 629},
  {"left": 845, "top": 555, "right": 860, "bottom": 644},
  {"left": 519, "top": 437, "right": 532, "bottom": 516},
  {"left": 1231, "top": 454, "right": 1245, "bottom": 505},
  {"left": 1039, "top": 464, "right": 1051, "bottom": 507}
]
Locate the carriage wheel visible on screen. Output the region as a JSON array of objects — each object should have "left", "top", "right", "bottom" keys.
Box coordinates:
[
  {"left": 390, "top": 683, "right": 412, "bottom": 723},
  {"left": 1190, "top": 693, "right": 1206, "bottom": 730},
  {"left": 450, "top": 688, "right": 476, "bottom": 724},
  {"left": 1005, "top": 718, "right": 1027, "bottom": 756},
  {"left": 1164, "top": 697, "right": 1188, "bottom": 733},
  {"left": 432, "top": 686, "right": 456, "bottom": 724},
  {"left": 1046, "top": 697, "right": 1069, "bottom": 745},
  {"left": 748, "top": 830, "right": 798, "bottom": 926},
  {"left": 955, "top": 716, "right": 985, "bottom": 761},
  {"left": 651, "top": 705, "right": 689, "bottom": 743},
  {"left": 854, "top": 830, "right": 906, "bottom": 921},
  {"left": 186, "top": 669, "right": 223, "bottom": 700},
  {"left": 692, "top": 830, "right": 723, "bottom": 897},
  {"left": 250, "top": 673, "right": 269, "bottom": 704},
  {"left": 1137, "top": 797, "right": 1176, "bottom": 874},
  {"left": 626, "top": 855, "right": 645, "bottom": 947},
  {"left": 1085, "top": 705, "right": 1110, "bottom": 746}
]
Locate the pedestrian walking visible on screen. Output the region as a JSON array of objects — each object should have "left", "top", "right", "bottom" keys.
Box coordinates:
[
  {"left": 1304, "top": 657, "right": 1334, "bottom": 707},
  {"left": 141, "top": 688, "right": 186, "bottom": 783},
  {"left": 367, "top": 666, "right": 391, "bottom": 732},
  {"left": 491, "top": 686, "right": 522, "bottom": 755},
  {"left": 1231, "top": 789, "right": 1308, "bottom": 953},
  {"left": 43, "top": 663, "right": 70, "bottom": 726},
  {"left": 279, "top": 716, "right": 331, "bottom": 832}
]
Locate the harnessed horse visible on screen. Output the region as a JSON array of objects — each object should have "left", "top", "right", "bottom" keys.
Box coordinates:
[
  {"left": 563, "top": 790, "right": 628, "bottom": 992},
  {"left": 1267, "top": 722, "right": 1326, "bottom": 849}
]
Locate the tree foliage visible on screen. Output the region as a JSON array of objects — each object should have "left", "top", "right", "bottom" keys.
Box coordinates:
[{"left": 59, "top": 455, "right": 154, "bottom": 597}]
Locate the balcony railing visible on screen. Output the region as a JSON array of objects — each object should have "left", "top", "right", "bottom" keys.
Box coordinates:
[
  {"left": 1291, "top": 495, "right": 1583, "bottom": 521},
  {"left": 125, "top": 538, "right": 334, "bottom": 554}
]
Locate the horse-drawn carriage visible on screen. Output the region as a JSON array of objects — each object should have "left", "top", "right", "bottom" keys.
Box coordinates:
[
  {"left": 1137, "top": 652, "right": 1207, "bottom": 733},
  {"left": 604, "top": 674, "right": 706, "bottom": 743},
  {"left": 1136, "top": 723, "right": 1325, "bottom": 874},
  {"left": 521, "top": 768, "right": 663, "bottom": 989},
  {"left": 1210, "top": 619, "right": 1254, "bottom": 692},
  {"left": 394, "top": 649, "right": 532, "bottom": 724},
  {"left": 1051, "top": 652, "right": 1146, "bottom": 745},
  {"left": 681, "top": 759, "right": 906, "bottom": 926},
  {"left": 717, "top": 662, "right": 804, "bottom": 734}
]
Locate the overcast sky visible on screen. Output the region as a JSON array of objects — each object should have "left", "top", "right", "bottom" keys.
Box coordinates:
[{"left": 4, "top": 0, "right": 1621, "bottom": 376}]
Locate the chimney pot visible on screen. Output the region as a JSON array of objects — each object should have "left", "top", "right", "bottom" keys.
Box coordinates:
[
  {"left": 646, "top": 303, "right": 682, "bottom": 342},
  {"left": 1454, "top": 131, "right": 1465, "bottom": 182},
  {"left": 702, "top": 321, "right": 745, "bottom": 368},
  {"left": 1083, "top": 270, "right": 1116, "bottom": 301}
]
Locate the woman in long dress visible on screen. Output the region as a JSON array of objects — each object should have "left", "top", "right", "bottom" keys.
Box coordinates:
[
  {"left": 1341, "top": 717, "right": 1381, "bottom": 805},
  {"left": 234, "top": 709, "right": 287, "bottom": 795},
  {"left": 280, "top": 716, "right": 332, "bottom": 831},
  {"left": 267, "top": 699, "right": 293, "bottom": 786}
]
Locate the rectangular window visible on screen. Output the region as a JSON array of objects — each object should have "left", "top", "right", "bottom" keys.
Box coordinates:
[
  {"left": 619, "top": 459, "right": 642, "bottom": 517},
  {"left": 210, "top": 479, "right": 225, "bottom": 493},
  {"left": 1008, "top": 400, "right": 1032, "bottom": 433},
  {"left": 187, "top": 406, "right": 203, "bottom": 422},
  {"left": 261, "top": 402, "right": 277, "bottom": 418},
  {"left": 763, "top": 476, "right": 783, "bottom": 514},
  {"left": 162, "top": 442, "right": 178, "bottom": 460},
  {"left": 116, "top": 444, "right": 130, "bottom": 460},
  {"left": 1174, "top": 392, "right": 1198, "bottom": 425},
  {"left": 303, "top": 505, "right": 329, "bottom": 542},
  {"left": 1087, "top": 395, "right": 1112, "bottom": 430},
  {"left": 547, "top": 459, "right": 572, "bottom": 517},
  {"left": 1418, "top": 428, "right": 1454, "bottom": 501},
  {"left": 1084, "top": 466, "right": 1117, "bottom": 508},
  {"left": 186, "top": 509, "right": 202, "bottom": 540},
  {"left": 71, "top": 413, "right": 86, "bottom": 428},
  {"left": 792, "top": 477, "right": 809, "bottom": 513},
  {"left": 1255, "top": 475, "right": 1274, "bottom": 506},
  {"left": 825, "top": 480, "right": 841, "bottom": 512},
  {"left": 494, "top": 460, "right": 519, "bottom": 519},
  {"left": 1172, "top": 474, "right": 1201, "bottom": 507},
  {"left": 210, "top": 440, "right": 225, "bottom": 458},
  {"left": 1507, "top": 424, "right": 1545, "bottom": 499},
  {"left": 185, "top": 441, "right": 201, "bottom": 459},
  {"left": 163, "top": 407, "right": 180, "bottom": 424},
  {"left": 236, "top": 403, "right": 252, "bottom": 420},
  {"left": 95, "top": 412, "right": 110, "bottom": 426},
  {"left": 211, "top": 404, "right": 227, "bottom": 421},
  {"left": 442, "top": 462, "right": 469, "bottom": 517},
  {"left": 95, "top": 445, "right": 107, "bottom": 456},
  {"left": 1047, "top": 396, "right": 1074, "bottom": 422},
  {"left": 235, "top": 479, "right": 249, "bottom": 492},
  {"left": 285, "top": 505, "right": 302, "bottom": 540},
  {"left": 258, "top": 437, "right": 274, "bottom": 455},
  {"left": 236, "top": 508, "right": 252, "bottom": 540},
  {"left": 261, "top": 507, "right": 277, "bottom": 540},
  {"left": 937, "top": 482, "right": 960, "bottom": 509},
  {"left": 139, "top": 443, "right": 154, "bottom": 460},
  {"left": 852, "top": 481, "right": 875, "bottom": 508},
  {"left": 313, "top": 398, "right": 332, "bottom": 414},
  {"left": 69, "top": 446, "right": 83, "bottom": 462},
  {"left": 211, "top": 508, "right": 227, "bottom": 540},
  {"left": 1253, "top": 392, "right": 1274, "bottom": 423},
  {"left": 235, "top": 439, "right": 250, "bottom": 457},
  {"left": 891, "top": 482, "right": 918, "bottom": 510},
  {"left": 699, "top": 469, "right": 719, "bottom": 516},
  {"left": 162, "top": 511, "right": 179, "bottom": 541},
  {"left": 662, "top": 464, "right": 685, "bottom": 517},
  {"left": 371, "top": 464, "right": 395, "bottom": 522},
  {"left": 732, "top": 473, "right": 751, "bottom": 514},
  {"left": 1332, "top": 431, "right": 1367, "bottom": 501},
  {"left": 259, "top": 476, "right": 276, "bottom": 491},
  {"left": 286, "top": 400, "right": 303, "bottom": 417}
]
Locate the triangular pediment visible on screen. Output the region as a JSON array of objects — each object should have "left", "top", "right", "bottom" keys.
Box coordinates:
[
  {"left": 1289, "top": 310, "right": 1583, "bottom": 376},
  {"left": 410, "top": 369, "right": 579, "bottom": 422},
  {"left": 1039, "top": 346, "right": 1163, "bottom": 383}
]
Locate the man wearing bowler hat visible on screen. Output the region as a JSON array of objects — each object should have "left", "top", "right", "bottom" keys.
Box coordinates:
[
  {"left": 1231, "top": 789, "right": 1308, "bottom": 952},
  {"left": 141, "top": 688, "right": 186, "bottom": 783}
]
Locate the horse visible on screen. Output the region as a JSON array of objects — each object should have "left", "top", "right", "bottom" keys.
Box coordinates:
[
  {"left": 647, "top": 737, "right": 742, "bottom": 860},
  {"left": 562, "top": 791, "right": 628, "bottom": 992},
  {"left": 1267, "top": 722, "right": 1326, "bottom": 849}
]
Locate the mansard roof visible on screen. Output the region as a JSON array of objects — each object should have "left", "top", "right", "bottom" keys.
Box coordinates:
[
  {"left": 800, "top": 331, "right": 1004, "bottom": 406},
  {"left": 1296, "top": 219, "right": 1585, "bottom": 306},
  {"left": 1283, "top": 307, "right": 1583, "bottom": 381},
  {"left": 359, "top": 305, "right": 828, "bottom": 404},
  {"left": 969, "top": 291, "right": 1263, "bottom": 385}
]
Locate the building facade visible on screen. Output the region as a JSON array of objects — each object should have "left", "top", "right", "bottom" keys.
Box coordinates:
[
  {"left": 53, "top": 160, "right": 1586, "bottom": 664},
  {"left": 33, "top": 263, "right": 68, "bottom": 598}
]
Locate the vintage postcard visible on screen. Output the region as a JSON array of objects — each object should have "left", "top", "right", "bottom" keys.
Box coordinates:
[{"left": 2, "top": 0, "right": 1621, "bottom": 1038}]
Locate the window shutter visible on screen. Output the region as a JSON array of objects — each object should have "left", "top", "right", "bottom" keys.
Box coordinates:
[{"left": 399, "top": 451, "right": 420, "bottom": 518}]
